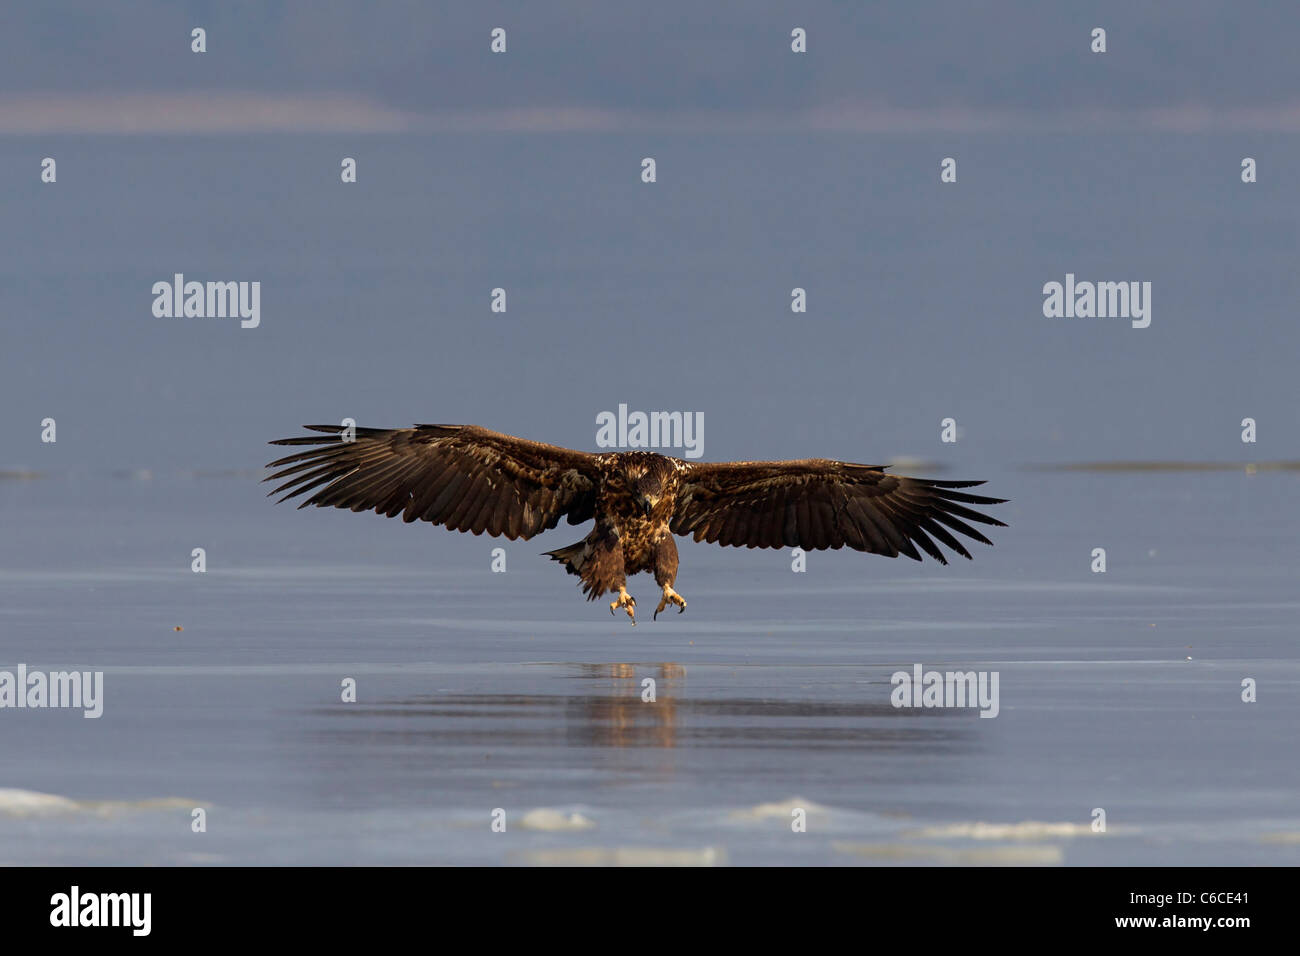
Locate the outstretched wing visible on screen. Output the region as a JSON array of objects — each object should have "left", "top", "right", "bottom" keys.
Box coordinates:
[
  {"left": 265, "top": 424, "right": 599, "bottom": 540},
  {"left": 671, "top": 459, "right": 1006, "bottom": 563}
]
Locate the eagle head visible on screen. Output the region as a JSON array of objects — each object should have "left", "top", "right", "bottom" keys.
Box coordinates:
[{"left": 628, "top": 456, "right": 673, "bottom": 516}]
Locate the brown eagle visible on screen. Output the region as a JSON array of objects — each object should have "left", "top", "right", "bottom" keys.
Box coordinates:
[{"left": 266, "top": 424, "right": 1006, "bottom": 623}]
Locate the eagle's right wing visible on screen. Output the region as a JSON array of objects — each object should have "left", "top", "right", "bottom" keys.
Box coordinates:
[{"left": 265, "top": 424, "right": 599, "bottom": 540}]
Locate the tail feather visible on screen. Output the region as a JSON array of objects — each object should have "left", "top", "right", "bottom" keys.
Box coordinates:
[
  {"left": 545, "top": 541, "right": 586, "bottom": 573},
  {"left": 544, "top": 541, "right": 604, "bottom": 599}
]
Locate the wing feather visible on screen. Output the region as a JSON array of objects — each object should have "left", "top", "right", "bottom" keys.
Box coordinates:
[
  {"left": 266, "top": 424, "right": 599, "bottom": 541},
  {"left": 672, "top": 458, "right": 1005, "bottom": 562}
]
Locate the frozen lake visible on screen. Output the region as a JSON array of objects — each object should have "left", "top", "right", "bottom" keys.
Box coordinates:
[
  {"left": 2, "top": 466, "right": 1297, "bottom": 865},
  {"left": 2, "top": 132, "right": 1298, "bottom": 864}
]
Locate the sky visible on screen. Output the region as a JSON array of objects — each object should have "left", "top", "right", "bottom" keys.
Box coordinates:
[{"left": 2, "top": 2, "right": 1299, "bottom": 129}]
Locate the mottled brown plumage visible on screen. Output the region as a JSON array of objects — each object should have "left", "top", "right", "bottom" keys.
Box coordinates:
[{"left": 266, "top": 424, "right": 1007, "bottom": 622}]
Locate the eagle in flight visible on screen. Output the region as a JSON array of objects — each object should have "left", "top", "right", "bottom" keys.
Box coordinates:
[{"left": 266, "top": 424, "right": 1006, "bottom": 624}]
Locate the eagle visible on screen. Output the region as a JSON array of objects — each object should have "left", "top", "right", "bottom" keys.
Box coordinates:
[{"left": 265, "top": 424, "right": 1006, "bottom": 624}]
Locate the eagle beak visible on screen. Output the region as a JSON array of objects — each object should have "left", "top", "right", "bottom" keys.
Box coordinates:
[{"left": 642, "top": 497, "right": 656, "bottom": 517}]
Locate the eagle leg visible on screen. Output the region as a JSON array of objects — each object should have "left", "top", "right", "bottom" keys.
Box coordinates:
[
  {"left": 610, "top": 586, "right": 637, "bottom": 625},
  {"left": 650, "top": 535, "right": 684, "bottom": 621},
  {"left": 653, "top": 586, "right": 687, "bottom": 621}
]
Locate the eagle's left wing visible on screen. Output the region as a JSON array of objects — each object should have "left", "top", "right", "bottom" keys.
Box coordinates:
[{"left": 671, "top": 459, "right": 1006, "bottom": 563}]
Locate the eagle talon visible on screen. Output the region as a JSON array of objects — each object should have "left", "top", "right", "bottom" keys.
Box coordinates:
[
  {"left": 610, "top": 587, "right": 637, "bottom": 625},
  {"left": 653, "top": 586, "right": 687, "bottom": 621}
]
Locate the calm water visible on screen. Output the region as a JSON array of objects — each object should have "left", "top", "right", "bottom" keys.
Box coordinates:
[{"left": 1, "top": 134, "right": 1297, "bottom": 864}]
